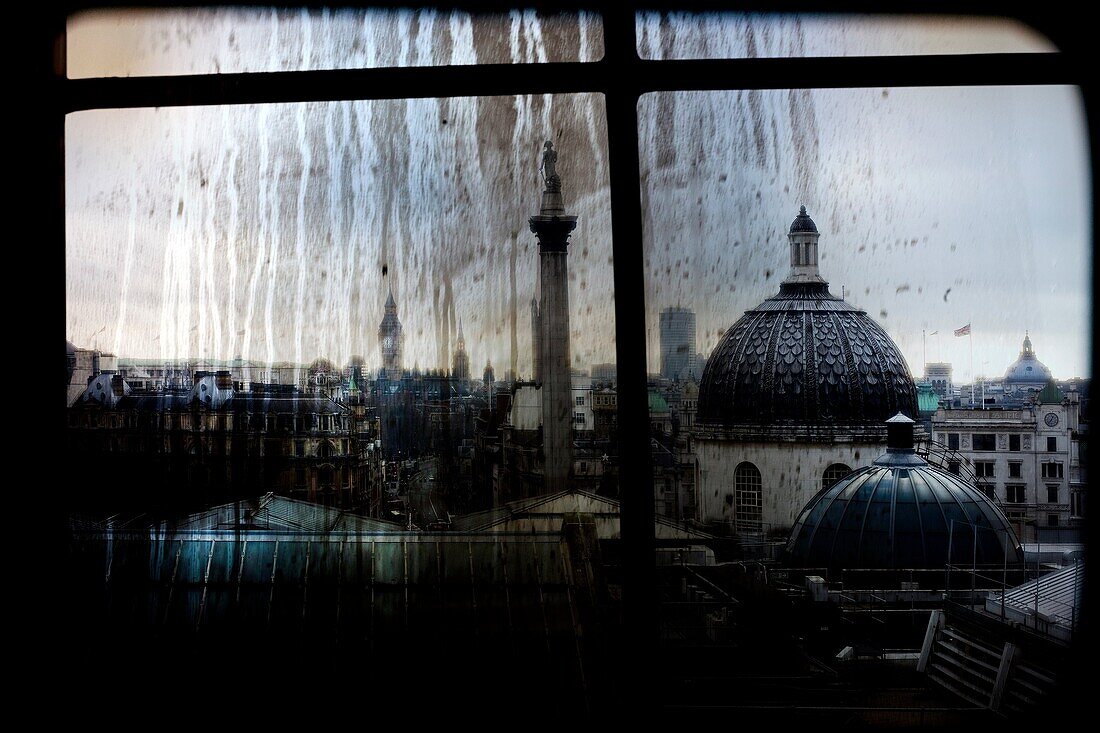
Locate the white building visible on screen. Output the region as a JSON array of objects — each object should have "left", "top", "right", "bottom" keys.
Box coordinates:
[{"left": 931, "top": 381, "right": 1086, "bottom": 541}]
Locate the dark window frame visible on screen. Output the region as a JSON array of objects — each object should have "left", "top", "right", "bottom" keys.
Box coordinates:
[
  {"left": 49, "top": 0, "right": 1091, "bottom": 703},
  {"left": 972, "top": 433, "right": 996, "bottom": 451}
]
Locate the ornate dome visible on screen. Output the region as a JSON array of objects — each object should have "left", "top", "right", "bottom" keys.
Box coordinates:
[
  {"left": 786, "top": 415, "right": 1024, "bottom": 571},
  {"left": 789, "top": 204, "right": 818, "bottom": 233},
  {"left": 1004, "top": 331, "right": 1051, "bottom": 384},
  {"left": 697, "top": 208, "right": 916, "bottom": 427}
]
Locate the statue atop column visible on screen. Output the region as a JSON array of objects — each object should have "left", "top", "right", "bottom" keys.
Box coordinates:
[{"left": 539, "top": 140, "right": 561, "bottom": 192}]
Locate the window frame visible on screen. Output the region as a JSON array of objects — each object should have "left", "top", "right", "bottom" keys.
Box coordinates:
[{"left": 49, "top": 0, "right": 1093, "bottom": 702}]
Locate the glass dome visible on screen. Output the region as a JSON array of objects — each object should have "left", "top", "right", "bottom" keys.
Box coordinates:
[{"left": 786, "top": 415, "right": 1024, "bottom": 571}]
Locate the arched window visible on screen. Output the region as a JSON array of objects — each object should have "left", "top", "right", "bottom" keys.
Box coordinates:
[
  {"left": 734, "top": 462, "right": 762, "bottom": 531},
  {"left": 822, "top": 463, "right": 852, "bottom": 492}
]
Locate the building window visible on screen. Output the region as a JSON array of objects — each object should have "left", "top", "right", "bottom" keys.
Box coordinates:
[
  {"left": 1041, "top": 462, "right": 1064, "bottom": 479},
  {"left": 578, "top": 461, "right": 588, "bottom": 475},
  {"left": 1072, "top": 491, "right": 1085, "bottom": 518},
  {"left": 1047, "top": 436, "right": 1057, "bottom": 452},
  {"left": 974, "top": 461, "right": 995, "bottom": 478},
  {"left": 575, "top": 396, "right": 585, "bottom": 406},
  {"left": 1047, "top": 485, "right": 1059, "bottom": 503},
  {"left": 574, "top": 412, "right": 585, "bottom": 424},
  {"left": 822, "top": 463, "right": 852, "bottom": 492},
  {"left": 1009, "top": 434, "right": 1021, "bottom": 451},
  {"left": 734, "top": 462, "right": 762, "bottom": 531},
  {"left": 972, "top": 433, "right": 996, "bottom": 451},
  {"left": 947, "top": 461, "right": 960, "bottom": 475},
  {"left": 948, "top": 433, "right": 960, "bottom": 451},
  {"left": 1006, "top": 485, "right": 1026, "bottom": 504},
  {"left": 1048, "top": 514, "right": 1060, "bottom": 527},
  {"left": 1008, "top": 462, "right": 1022, "bottom": 478}
]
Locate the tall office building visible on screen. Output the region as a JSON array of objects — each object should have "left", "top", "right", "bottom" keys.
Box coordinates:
[{"left": 660, "top": 307, "right": 697, "bottom": 381}]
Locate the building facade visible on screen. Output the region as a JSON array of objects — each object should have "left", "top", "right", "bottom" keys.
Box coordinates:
[
  {"left": 931, "top": 381, "right": 1086, "bottom": 541},
  {"left": 68, "top": 370, "right": 380, "bottom": 514}
]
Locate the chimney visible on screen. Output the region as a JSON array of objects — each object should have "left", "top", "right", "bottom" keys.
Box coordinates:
[
  {"left": 885, "top": 412, "right": 915, "bottom": 452},
  {"left": 216, "top": 370, "right": 233, "bottom": 390},
  {"left": 495, "top": 391, "right": 512, "bottom": 420}
]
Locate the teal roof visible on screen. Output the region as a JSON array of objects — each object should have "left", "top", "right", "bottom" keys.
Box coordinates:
[
  {"left": 648, "top": 391, "right": 669, "bottom": 414},
  {"left": 917, "top": 383, "right": 940, "bottom": 413},
  {"left": 1038, "top": 380, "right": 1064, "bottom": 404}
]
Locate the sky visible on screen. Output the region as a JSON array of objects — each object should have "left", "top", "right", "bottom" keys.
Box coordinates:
[{"left": 65, "top": 10, "right": 1090, "bottom": 381}]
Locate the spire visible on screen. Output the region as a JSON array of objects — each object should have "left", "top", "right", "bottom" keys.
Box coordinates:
[
  {"left": 1022, "top": 331, "right": 1034, "bottom": 356},
  {"left": 457, "top": 320, "right": 465, "bottom": 348},
  {"left": 385, "top": 288, "right": 396, "bottom": 310}
]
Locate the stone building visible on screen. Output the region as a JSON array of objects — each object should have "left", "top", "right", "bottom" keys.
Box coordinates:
[
  {"left": 931, "top": 379, "right": 1086, "bottom": 541},
  {"left": 694, "top": 207, "right": 918, "bottom": 535},
  {"left": 66, "top": 340, "right": 119, "bottom": 406},
  {"left": 67, "top": 370, "right": 380, "bottom": 514}
]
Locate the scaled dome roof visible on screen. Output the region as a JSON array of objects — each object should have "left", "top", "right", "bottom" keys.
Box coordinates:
[{"left": 697, "top": 208, "right": 917, "bottom": 427}]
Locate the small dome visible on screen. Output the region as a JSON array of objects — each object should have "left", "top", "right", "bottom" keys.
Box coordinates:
[
  {"left": 789, "top": 205, "right": 818, "bottom": 233},
  {"left": 1004, "top": 332, "right": 1051, "bottom": 384},
  {"left": 787, "top": 442, "right": 1024, "bottom": 572}
]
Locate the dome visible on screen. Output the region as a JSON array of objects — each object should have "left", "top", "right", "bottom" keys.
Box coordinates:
[
  {"left": 698, "top": 207, "right": 916, "bottom": 428},
  {"left": 1004, "top": 331, "right": 1051, "bottom": 384},
  {"left": 789, "top": 205, "right": 818, "bottom": 233},
  {"left": 697, "top": 284, "right": 917, "bottom": 427},
  {"left": 787, "top": 415, "right": 1024, "bottom": 571}
]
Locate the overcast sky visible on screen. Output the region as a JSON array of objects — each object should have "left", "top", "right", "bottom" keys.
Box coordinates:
[{"left": 66, "top": 10, "right": 1089, "bottom": 381}]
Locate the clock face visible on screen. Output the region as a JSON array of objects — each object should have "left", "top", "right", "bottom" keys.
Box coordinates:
[
  {"left": 1045, "top": 412, "right": 1060, "bottom": 427},
  {"left": 383, "top": 336, "right": 393, "bottom": 350}
]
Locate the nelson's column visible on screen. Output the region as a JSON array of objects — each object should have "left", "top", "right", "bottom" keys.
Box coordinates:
[{"left": 530, "top": 141, "right": 577, "bottom": 492}]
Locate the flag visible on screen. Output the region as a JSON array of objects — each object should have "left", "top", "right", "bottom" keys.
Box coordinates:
[{"left": 954, "top": 324, "right": 971, "bottom": 337}]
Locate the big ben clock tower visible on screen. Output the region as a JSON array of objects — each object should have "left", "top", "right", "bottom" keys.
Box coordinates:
[{"left": 379, "top": 288, "right": 404, "bottom": 376}]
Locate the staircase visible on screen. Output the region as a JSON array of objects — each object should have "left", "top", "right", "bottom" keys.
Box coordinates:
[{"left": 918, "top": 610, "right": 1059, "bottom": 714}]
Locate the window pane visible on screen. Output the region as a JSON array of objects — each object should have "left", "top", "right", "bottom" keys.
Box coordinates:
[
  {"left": 636, "top": 12, "right": 1054, "bottom": 60},
  {"left": 66, "top": 92, "right": 617, "bottom": 515},
  {"left": 68, "top": 7, "right": 603, "bottom": 78},
  {"left": 67, "top": 89, "right": 623, "bottom": 704},
  {"left": 639, "top": 84, "right": 1088, "bottom": 695}
]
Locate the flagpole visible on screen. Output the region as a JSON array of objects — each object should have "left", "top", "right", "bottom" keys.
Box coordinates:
[
  {"left": 970, "top": 328, "right": 974, "bottom": 409},
  {"left": 923, "top": 329, "right": 927, "bottom": 370}
]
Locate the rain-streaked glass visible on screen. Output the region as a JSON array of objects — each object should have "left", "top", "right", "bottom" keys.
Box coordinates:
[
  {"left": 68, "top": 7, "right": 603, "bottom": 78},
  {"left": 637, "top": 12, "right": 1055, "bottom": 60}
]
